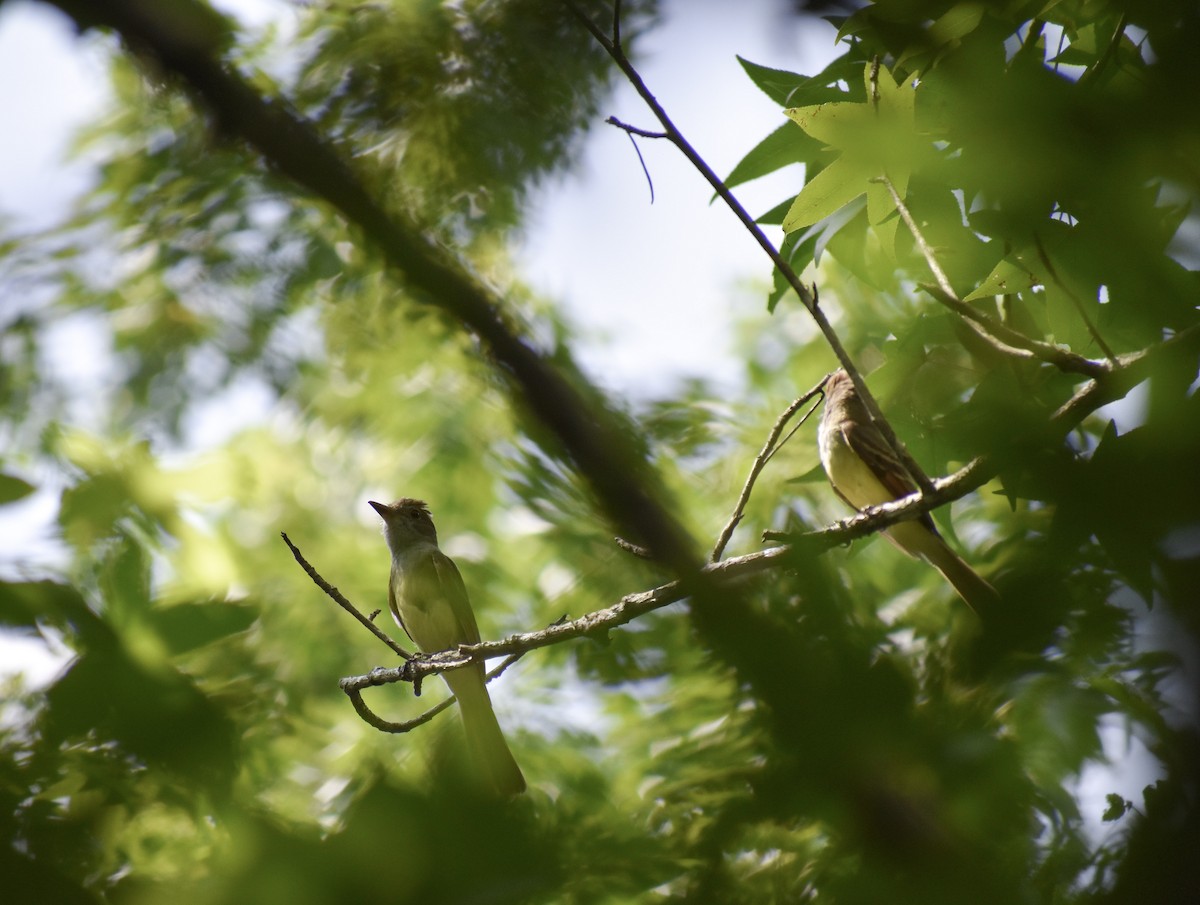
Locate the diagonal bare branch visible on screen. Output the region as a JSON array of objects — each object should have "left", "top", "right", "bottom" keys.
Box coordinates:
[
  {"left": 563, "top": 0, "right": 934, "bottom": 495},
  {"left": 710, "top": 380, "right": 826, "bottom": 562},
  {"left": 282, "top": 532, "right": 412, "bottom": 659}
]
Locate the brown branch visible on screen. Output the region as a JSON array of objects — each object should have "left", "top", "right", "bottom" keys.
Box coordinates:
[
  {"left": 763, "top": 456, "right": 992, "bottom": 547},
  {"left": 281, "top": 532, "right": 412, "bottom": 659},
  {"left": 562, "top": 0, "right": 931, "bottom": 495},
  {"left": 710, "top": 381, "right": 825, "bottom": 562},
  {"left": 615, "top": 536, "right": 654, "bottom": 559},
  {"left": 330, "top": 324, "right": 1200, "bottom": 704},
  {"left": 57, "top": 0, "right": 706, "bottom": 604},
  {"left": 1034, "top": 234, "right": 1118, "bottom": 362},
  {"left": 876, "top": 175, "right": 1110, "bottom": 380},
  {"left": 344, "top": 651, "right": 527, "bottom": 734},
  {"left": 339, "top": 544, "right": 791, "bottom": 692},
  {"left": 918, "top": 283, "right": 1109, "bottom": 378},
  {"left": 607, "top": 115, "right": 668, "bottom": 140}
]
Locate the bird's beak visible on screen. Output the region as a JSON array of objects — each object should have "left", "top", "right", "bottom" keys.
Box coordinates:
[{"left": 368, "top": 500, "right": 388, "bottom": 518}]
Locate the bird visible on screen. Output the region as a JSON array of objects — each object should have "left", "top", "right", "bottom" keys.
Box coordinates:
[
  {"left": 817, "top": 369, "right": 999, "bottom": 614},
  {"left": 369, "top": 498, "right": 525, "bottom": 795}
]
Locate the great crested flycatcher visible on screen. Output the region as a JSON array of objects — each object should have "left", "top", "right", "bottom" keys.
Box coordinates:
[
  {"left": 369, "top": 498, "right": 526, "bottom": 796},
  {"left": 817, "top": 370, "right": 999, "bottom": 614}
]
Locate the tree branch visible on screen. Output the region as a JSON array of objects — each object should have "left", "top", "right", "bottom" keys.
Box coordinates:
[
  {"left": 334, "top": 320, "right": 1200, "bottom": 696},
  {"left": 876, "top": 174, "right": 1110, "bottom": 380},
  {"left": 344, "top": 650, "right": 527, "bottom": 734},
  {"left": 562, "top": 0, "right": 933, "bottom": 496},
  {"left": 338, "top": 544, "right": 789, "bottom": 691},
  {"left": 54, "top": 0, "right": 707, "bottom": 599},
  {"left": 710, "top": 380, "right": 825, "bottom": 562},
  {"left": 281, "top": 532, "right": 412, "bottom": 659}
]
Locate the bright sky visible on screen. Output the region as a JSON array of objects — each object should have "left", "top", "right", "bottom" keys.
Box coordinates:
[{"left": 0, "top": 0, "right": 837, "bottom": 391}]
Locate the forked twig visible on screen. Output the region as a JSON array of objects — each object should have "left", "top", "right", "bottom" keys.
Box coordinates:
[
  {"left": 281, "top": 532, "right": 412, "bottom": 659},
  {"left": 711, "top": 381, "right": 826, "bottom": 562},
  {"left": 876, "top": 175, "right": 1110, "bottom": 379},
  {"left": 563, "top": 0, "right": 933, "bottom": 495},
  {"left": 344, "top": 649, "right": 530, "bottom": 735}
]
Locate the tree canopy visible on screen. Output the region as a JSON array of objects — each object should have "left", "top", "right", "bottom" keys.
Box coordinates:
[{"left": 2, "top": 1, "right": 1198, "bottom": 903}]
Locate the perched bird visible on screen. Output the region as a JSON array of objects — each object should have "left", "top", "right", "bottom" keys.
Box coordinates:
[
  {"left": 818, "top": 370, "right": 999, "bottom": 614},
  {"left": 369, "top": 498, "right": 525, "bottom": 795}
]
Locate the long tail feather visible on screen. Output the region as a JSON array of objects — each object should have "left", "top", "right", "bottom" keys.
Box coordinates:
[{"left": 445, "top": 668, "right": 526, "bottom": 796}]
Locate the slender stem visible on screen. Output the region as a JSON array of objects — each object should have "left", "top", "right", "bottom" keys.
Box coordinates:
[
  {"left": 711, "top": 382, "right": 825, "bottom": 562},
  {"left": 565, "top": 0, "right": 930, "bottom": 492},
  {"left": 1034, "top": 235, "right": 1118, "bottom": 361},
  {"left": 878, "top": 174, "right": 1110, "bottom": 379},
  {"left": 879, "top": 175, "right": 957, "bottom": 300},
  {"left": 282, "top": 532, "right": 412, "bottom": 659}
]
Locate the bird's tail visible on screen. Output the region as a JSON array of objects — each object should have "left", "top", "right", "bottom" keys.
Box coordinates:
[
  {"left": 921, "top": 537, "right": 1000, "bottom": 616},
  {"left": 445, "top": 666, "right": 526, "bottom": 796},
  {"left": 885, "top": 520, "right": 999, "bottom": 615}
]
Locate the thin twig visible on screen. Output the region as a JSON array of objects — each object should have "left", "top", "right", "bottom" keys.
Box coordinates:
[
  {"left": 710, "top": 381, "right": 825, "bottom": 562},
  {"left": 919, "top": 282, "right": 1108, "bottom": 378},
  {"left": 281, "top": 532, "right": 412, "bottom": 659},
  {"left": 878, "top": 174, "right": 956, "bottom": 300},
  {"left": 615, "top": 536, "right": 654, "bottom": 558},
  {"left": 876, "top": 174, "right": 1110, "bottom": 379},
  {"left": 338, "top": 547, "right": 788, "bottom": 692},
  {"left": 562, "top": 0, "right": 930, "bottom": 494},
  {"left": 620, "top": 127, "right": 655, "bottom": 203},
  {"left": 607, "top": 116, "right": 667, "bottom": 139},
  {"left": 1034, "top": 234, "right": 1118, "bottom": 362},
  {"left": 344, "top": 650, "right": 528, "bottom": 734}
]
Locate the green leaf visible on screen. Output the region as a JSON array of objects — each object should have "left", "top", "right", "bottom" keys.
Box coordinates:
[
  {"left": 147, "top": 601, "right": 259, "bottom": 656},
  {"left": 963, "top": 252, "right": 1041, "bottom": 300},
  {"left": 782, "top": 63, "right": 917, "bottom": 234},
  {"left": 928, "top": 1, "right": 986, "bottom": 44},
  {"left": 784, "top": 100, "right": 869, "bottom": 148},
  {"left": 723, "top": 123, "right": 818, "bottom": 192},
  {"left": 782, "top": 156, "right": 874, "bottom": 233},
  {"left": 736, "top": 56, "right": 805, "bottom": 106},
  {"left": 45, "top": 645, "right": 237, "bottom": 788},
  {"left": 0, "top": 473, "right": 35, "bottom": 505},
  {"left": 1102, "top": 793, "right": 1131, "bottom": 822},
  {"left": 0, "top": 580, "right": 109, "bottom": 648}
]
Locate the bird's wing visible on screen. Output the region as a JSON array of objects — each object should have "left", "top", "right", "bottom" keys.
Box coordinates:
[
  {"left": 841, "top": 418, "right": 938, "bottom": 533},
  {"left": 418, "top": 548, "right": 482, "bottom": 646},
  {"left": 386, "top": 569, "right": 412, "bottom": 642}
]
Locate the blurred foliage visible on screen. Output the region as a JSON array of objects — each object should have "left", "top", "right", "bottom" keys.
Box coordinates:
[{"left": 1, "top": 0, "right": 1199, "bottom": 904}]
